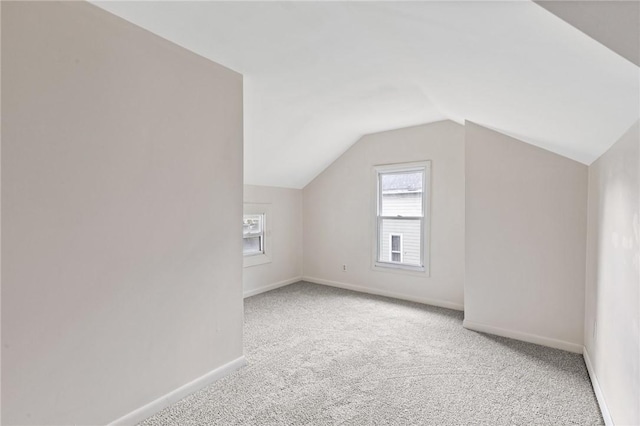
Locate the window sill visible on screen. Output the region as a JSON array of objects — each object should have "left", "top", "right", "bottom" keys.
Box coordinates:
[
  {"left": 243, "top": 253, "right": 272, "bottom": 268},
  {"left": 373, "top": 261, "right": 429, "bottom": 277}
]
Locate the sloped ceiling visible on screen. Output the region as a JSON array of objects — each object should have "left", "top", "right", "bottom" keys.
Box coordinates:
[{"left": 93, "top": 1, "right": 639, "bottom": 189}]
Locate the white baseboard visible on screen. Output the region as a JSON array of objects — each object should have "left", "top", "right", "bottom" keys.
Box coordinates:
[
  {"left": 243, "top": 276, "right": 302, "bottom": 298},
  {"left": 583, "top": 347, "right": 613, "bottom": 425},
  {"left": 462, "top": 319, "right": 583, "bottom": 353},
  {"left": 108, "top": 356, "right": 246, "bottom": 426},
  {"left": 302, "top": 275, "right": 464, "bottom": 311}
]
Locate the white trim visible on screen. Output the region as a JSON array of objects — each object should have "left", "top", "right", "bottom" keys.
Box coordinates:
[
  {"left": 583, "top": 347, "right": 614, "bottom": 426},
  {"left": 243, "top": 276, "right": 302, "bottom": 298},
  {"left": 108, "top": 356, "right": 246, "bottom": 426},
  {"left": 462, "top": 319, "right": 583, "bottom": 353},
  {"left": 302, "top": 275, "right": 463, "bottom": 311}
]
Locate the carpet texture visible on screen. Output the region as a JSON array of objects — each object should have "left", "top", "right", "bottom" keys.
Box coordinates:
[{"left": 140, "top": 281, "right": 603, "bottom": 425}]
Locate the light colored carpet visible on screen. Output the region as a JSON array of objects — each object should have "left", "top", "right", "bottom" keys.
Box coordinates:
[{"left": 140, "top": 281, "right": 603, "bottom": 425}]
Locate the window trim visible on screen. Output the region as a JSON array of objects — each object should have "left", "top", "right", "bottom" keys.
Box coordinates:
[
  {"left": 372, "top": 161, "right": 431, "bottom": 275},
  {"left": 243, "top": 203, "right": 272, "bottom": 268}
]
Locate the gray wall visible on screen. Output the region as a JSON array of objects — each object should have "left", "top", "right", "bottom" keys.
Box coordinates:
[
  {"left": 303, "top": 121, "right": 465, "bottom": 310},
  {"left": 534, "top": 1, "right": 639, "bottom": 66},
  {"left": 585, "top": 120, "right": 639, "bottom": 425},
  {"left": 464, "top": 122, "right": 588, "bottom": 351},
  {"left": 1, "top": 2, "right": 244, "bottom": 424}
]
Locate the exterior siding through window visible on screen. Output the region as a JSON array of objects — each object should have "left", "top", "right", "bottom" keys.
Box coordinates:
[{"left": 379, "top": 192, "right": 422, "bottom": 265}]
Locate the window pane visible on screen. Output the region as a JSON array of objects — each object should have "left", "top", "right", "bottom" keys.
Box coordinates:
[
  {"left": 243, "top": 236, "right": 262, "bottom": 255},
  {"left": 379, "top": 218, "right": 421, "bottom": 266},
  {"left": 380, "top": 171, "right": 423, "bottom": 216},
  {"left": 391, "top": 252, "right": 401, "bottom": 262},
  {"left": 243, "top": 214, "right": 263, "bottom": 237},
  {"left": 391, "top": 235, "right": 401, "bottom": 252}
]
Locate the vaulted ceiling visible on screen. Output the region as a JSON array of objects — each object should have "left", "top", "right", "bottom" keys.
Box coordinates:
[{"left": 93, "top": 1, "right": 639, "bottom": 189}]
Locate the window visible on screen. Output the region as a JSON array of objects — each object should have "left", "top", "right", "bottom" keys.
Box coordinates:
[
  {"left": 243, "top": 214, "right": 264, "bottom": 256},
  {"left": 374, "top": 161, "right": 430, "bottom": 272},
  {"left": 243, "top": 203, "right": 272, "bottom": 268}
]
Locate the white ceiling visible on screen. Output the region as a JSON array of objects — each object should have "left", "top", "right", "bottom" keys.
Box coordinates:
[{"left": 93, "top": 1, "right": 639, "bottom": 189}]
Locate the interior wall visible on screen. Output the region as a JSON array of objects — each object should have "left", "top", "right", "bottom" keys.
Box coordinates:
[
  {"left": 303, "top": 120, "right": 465, "bottom": 310},
  {"left": 243, "top": 185, "right": 303, "bottom": 297},
  {"left": 584, "top": 120, "right": 639, "bottom": 425},
  {"left": 464, "top": 122, "right": 588, "bottom": 352},
  {"left": 1, "top": 2, "right": 244, "bottom": 424},
  {"left": 534, "top": 1, "right": 640, "bottom": 67}
]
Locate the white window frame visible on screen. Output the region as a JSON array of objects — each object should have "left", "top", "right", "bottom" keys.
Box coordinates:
[
  {"left": 389, "top": 233, "right": 403, "bottom": 263},
  {"left": 243, "top": 203, "right": 272, "bottom": 268},
  {"left": 243, "top": 213, "right": 265, "bottom": 256},
  {"left": 372, "top": 161, "right": 431, "bottom": 274}
]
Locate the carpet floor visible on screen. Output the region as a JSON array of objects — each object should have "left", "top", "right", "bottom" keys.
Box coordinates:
[{"left": 140, "top": 281, "right": 603, "bottom": 425}]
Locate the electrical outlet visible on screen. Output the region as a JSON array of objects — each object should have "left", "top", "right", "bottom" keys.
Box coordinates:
[{"left": 342, "top": 264, "right": 347, "bottom": 272}]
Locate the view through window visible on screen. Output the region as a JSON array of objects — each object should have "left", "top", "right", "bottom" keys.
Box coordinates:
[
  {"left": 375, "top": 162, "right": 429, "bottom": 271},
  {"left": 243, "top": 214, "right": 265, "bottom": 256}
]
